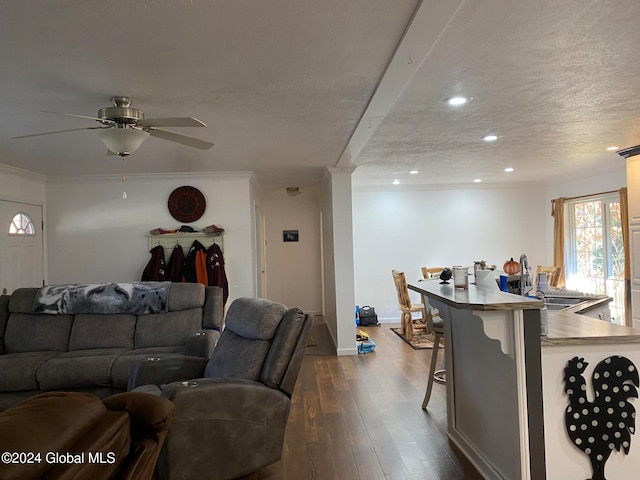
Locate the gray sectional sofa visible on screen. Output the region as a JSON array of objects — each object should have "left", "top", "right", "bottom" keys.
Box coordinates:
[{"left": 0, "top": 282, "right": 224, "bottom": 411}]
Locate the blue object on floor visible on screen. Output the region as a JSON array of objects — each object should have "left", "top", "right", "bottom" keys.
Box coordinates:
[{"left": 357, "top": 337, "right": 376, "bottom": 354}]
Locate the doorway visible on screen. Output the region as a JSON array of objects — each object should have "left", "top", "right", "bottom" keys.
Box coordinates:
[
  {"left": 0, "top": 200, "right": 44, "bottom": 294},
  {"left": 262, "top": 187, "right": 323, "bottom": 314}
]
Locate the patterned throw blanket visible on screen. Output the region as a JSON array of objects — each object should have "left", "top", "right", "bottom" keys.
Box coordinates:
[{"left": 33, "top": 282, "right": 172, "bottom": 315}]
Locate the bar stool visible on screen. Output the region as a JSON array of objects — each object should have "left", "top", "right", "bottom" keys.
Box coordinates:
[{"left": 422, "top": 303, "right": 445, "bottom": 409}]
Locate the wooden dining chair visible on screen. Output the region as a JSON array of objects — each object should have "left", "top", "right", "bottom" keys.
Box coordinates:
[
  {"left": 391, "top": 270, "right": 427, "bottom": 341},
  {"left": 421, "top": 266, "right": 445, "bottom": 279},
  {"left": 535, "top": 265, "right": 562, "bottom": 287}
]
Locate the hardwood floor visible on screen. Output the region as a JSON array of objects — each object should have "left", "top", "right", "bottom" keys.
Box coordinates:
[{"left": 258, "top": 323, "right": 483, "bottom": 480}]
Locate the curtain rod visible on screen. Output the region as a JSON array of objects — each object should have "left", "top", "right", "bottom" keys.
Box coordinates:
[{"left": 558, "top": 189, "right": 621, "bottom": 202}]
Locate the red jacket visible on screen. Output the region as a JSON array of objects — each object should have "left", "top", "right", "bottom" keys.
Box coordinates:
[
  {"left": 206, "top": 243, "right": 228, "bottom": 305},
  {"left": 141, "top": 245, "right": 166, "bottom": 281}
]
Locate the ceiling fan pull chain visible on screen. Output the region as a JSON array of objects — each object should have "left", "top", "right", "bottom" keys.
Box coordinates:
[{"left": 121, "top": 156, "right": 127, "bottom": 200}]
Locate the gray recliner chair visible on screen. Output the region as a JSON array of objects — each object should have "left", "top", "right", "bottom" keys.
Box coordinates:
[{"left": 128, "top": 297, "right": 313, "bottom": 480}]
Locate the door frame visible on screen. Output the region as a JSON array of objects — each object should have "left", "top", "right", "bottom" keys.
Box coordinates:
[{"left": 0, "top": 194, "right": 47, "bottom": 289}]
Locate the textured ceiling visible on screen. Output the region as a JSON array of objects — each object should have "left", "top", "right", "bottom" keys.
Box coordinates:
[{"left": 0, "top": 1, "right": 638, "bottom": 187}]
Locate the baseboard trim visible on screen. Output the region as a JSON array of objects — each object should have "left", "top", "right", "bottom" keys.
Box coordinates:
[{"left": 337, "top": 347, "right": 359, "bottom": 356}]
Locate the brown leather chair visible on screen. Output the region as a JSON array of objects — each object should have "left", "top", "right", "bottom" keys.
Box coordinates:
[{"left": 0, "top": 391, "right": 174, "bottom": 480}]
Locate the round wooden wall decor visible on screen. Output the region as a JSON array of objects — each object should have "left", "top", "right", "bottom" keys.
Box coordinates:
[{"left": 168, "top": 186, "right": 206, "bottom": 223}]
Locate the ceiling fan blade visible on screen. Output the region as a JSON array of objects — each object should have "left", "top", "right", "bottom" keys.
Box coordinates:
[
  {"left": 137, "top": 117, "right": 207, "bottom": 128},
  {"left": 41, "top": 110, "right": 114, "bottom": 124},
  {"left": 148, "top": 128, "right": 214, "bottom": 150},
  {"left": 11, "top": 126, "right": 105, "bottom": 139}
]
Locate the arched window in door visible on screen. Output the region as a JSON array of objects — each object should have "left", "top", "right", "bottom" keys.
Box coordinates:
[{"left": 8, "top": 212, "right": 36, "bottom": 236}]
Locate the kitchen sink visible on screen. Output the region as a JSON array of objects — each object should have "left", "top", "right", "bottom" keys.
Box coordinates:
[
  {"left": 544, "top": 303, "right": 573, "bottom": 311},
  {"left": 538, "top": 292, "right": 612, "bottom": 319},
  {"left": 543, "top": 296, "right": 586, "bottom": 305}
]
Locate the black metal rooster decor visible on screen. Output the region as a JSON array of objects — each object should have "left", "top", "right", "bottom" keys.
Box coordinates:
[{"left": 564, "top": 355, "right": 639, "bottom": 480}]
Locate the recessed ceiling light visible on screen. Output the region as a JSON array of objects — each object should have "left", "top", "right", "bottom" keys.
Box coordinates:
[
  {"left": 482, "top": 135, "right": 498, "bottom": 142},
  {"left": 392, "top": 179, "right": 400, "bottom": 185},
  {"left": 607, "top": 146, "right": 619, "bottom": 151},
  {"left": 409, "top": 170, "right": 419, "bottom": 175},
  {"left": 447, "top": 96, "right": 470, "bottom": 106},
  {"left": 504, "top": 167, "right": 514, "bottom": 172},
  {"left": 473, "top": 178, "right": 482, "bottom": 183}
]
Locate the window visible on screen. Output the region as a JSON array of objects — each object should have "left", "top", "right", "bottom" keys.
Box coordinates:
[
  {"left": 565, "top": 194, "right": 624, "bottom": 324},
  {"left": 8, "top": 212, "right": 36, "bottom": 236}
]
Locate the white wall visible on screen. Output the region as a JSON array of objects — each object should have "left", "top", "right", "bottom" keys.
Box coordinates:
[
  {"left": 45, "top": 173, "right": 255, "bottom": 303},
  {"left": 261, "top": 186, "right": 323, "bottom": 313},
  {"left": 352, "top": 184, "right": 547, "bottom": 322},
  {"left": 0, "top": 164, "right": 46, "bottom": 205}
]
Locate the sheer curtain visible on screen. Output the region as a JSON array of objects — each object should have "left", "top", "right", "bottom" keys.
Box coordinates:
[
  {"left": 551, "top": 198, "right": 566, "bottom": 287},
  {"left": 620, "top": 187, "right": 632, "bottom": 327}
]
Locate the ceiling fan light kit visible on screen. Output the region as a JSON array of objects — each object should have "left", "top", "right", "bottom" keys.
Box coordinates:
[
  {"left": 97, "top": 126, "right": 150, "bottom": 156},
  {"left": 12, "top": 96, "right": 214, "bottom": 157}
]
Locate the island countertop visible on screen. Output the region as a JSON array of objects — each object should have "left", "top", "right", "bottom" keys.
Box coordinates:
[
  {"left": 544, "top": 310, "right": 640, "bottom": 345},
  {"left": 409, "top": 279, "right": 640, "bottom": 346},
  {"left": 408, "top": 278, "right": 543, "bottom": 311}
]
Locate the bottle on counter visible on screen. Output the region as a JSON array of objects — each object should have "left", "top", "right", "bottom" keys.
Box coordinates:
[{"left": 540, "top": 305, "right": 548, "bottom": 336}]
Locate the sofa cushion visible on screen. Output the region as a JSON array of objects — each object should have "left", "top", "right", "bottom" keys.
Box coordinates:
[
  {"left": 36, "top": 348, "right": 129, "bottom": 390},
  {"left": 69, "top": 313, "right": 136, "bottom": 351},
  {"left": 111, "top": 349, "right": 186, "bottom": 389},
  {"left": 204, "top": 330, "right": 271, "bottom": 381},
  {"left": 6, "top": 288, "right": 38, "bottom": 313},
  {"left": 202, "top": 286, "right": 224, "bottom": 330},
  {"left": 203, "top": 298, "right": 287, "bottom": 381},
  {"left": 4, "top": 314, "right": 73, "bottom": 353},
  {"left": 260, "top": 308, "right": 306, "bottom": 390},
  {"left": 0, "top": 391, "right": 39, "bottom": 413},
  {"left": 135, "top": 309, "right": 202, "bottom": 349},
  {"left": 0, "top": 295, "right": 9, "bottom": 355},
  {"left": 167, "top": 283, "right": 205, "bottom": 311},
  {"left": 0, "top": 352, "right": 61, "bottom": 392},
  {"left": 224, "top": 297, "right": 287, "bottom": 340}
]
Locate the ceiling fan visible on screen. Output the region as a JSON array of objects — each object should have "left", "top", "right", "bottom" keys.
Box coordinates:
[{"left": 11, "top": 96, "right": 214, "bottom": 157}]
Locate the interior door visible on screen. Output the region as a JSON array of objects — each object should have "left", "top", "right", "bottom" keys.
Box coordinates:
[
  {"left": 0, "top": 200, "right": 44, "bottom": 294},
  {"left": 254, "top": 204, "right": 267, "bottom": 298}
]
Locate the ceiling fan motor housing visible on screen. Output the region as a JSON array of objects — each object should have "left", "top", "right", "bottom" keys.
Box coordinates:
[{"left": 98, "top": 96, "right": 144, "bottom": 125}]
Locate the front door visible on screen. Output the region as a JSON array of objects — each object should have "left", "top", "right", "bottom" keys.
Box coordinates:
[{"left": 0, "top": 200, "right": 44, "bottom": 294}]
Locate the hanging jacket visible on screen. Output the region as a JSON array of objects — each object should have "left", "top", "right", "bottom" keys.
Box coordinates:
[
  {"left": 141, "top": 245, "right": 167, "bottom": 281},
  {"left": 206, "top": 243, "right": 228, "bottom": 305},
  {"left": 184, "top": 240, "right": 208, "bottom": 284},
  {"left": 167, "top": 244, "right": 186, "bottom": 282},
  {"left": 195, "top": 250, "right": 208, "bottom": 286}
]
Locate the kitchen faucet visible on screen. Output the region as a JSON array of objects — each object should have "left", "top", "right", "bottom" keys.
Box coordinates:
[{"left": 519, "top": 253, "right": 531, "bottom": 296}]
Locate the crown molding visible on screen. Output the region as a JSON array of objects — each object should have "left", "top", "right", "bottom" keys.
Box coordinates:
[
  {"left": 0, "top": 163, "right": 47, "bottom": 182},
  {"left": 46, "top": 171, "right": 255, "bottom": 185}
]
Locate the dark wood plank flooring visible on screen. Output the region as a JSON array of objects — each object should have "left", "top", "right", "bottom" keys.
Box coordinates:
[{"left": 258, "top": 323, "right": 483, "bottom": 479}]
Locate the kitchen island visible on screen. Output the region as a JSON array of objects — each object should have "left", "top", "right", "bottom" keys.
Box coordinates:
[{"left": 409, "top": 279, "right": 640, "bottom": 480}]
